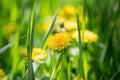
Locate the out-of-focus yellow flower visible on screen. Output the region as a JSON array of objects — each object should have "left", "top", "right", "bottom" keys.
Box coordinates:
[
  {"left": 21, "top": 48, "right": 46, "bottom": 62},
  {"left": 2, "top": 23, "right": 17, "bottom": 35},
  {"left": 36, "top": 20, "right": 51, "bottom": 34},
  {"left": 48, "top": 32, "right": 71, "bottom": 51},
  {"left": 59, "top": 5, "right": 76, "bottom": 17},
  {"left": 64, "top": 21, "right": 77, "bottom": 31},
  {"left": 72, "top": 30, "right": 98, "bottom": 43},
  {"left": 42, "top": 20, "right": 51, "bottom": 31},
  {"left": 32, "top": 48, "right": 47, "bottom": 62},
  {"left": 0, "top": 69, "right": 5, "bottom": 80}
]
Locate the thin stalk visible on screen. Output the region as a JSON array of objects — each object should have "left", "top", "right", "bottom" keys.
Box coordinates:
[
  {"left": 76, "top": 14, "right": 84, "bottom": 79},
  {"left": 50, "top": 53, "right": 64, "bottom": 80}
]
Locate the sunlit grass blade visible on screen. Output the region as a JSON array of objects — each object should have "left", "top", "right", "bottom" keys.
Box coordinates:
[
  {"left": 40, "top": 8, "right": 59, "bottom": 49},
  {"left": 0, "top": 42, "right": 14, "bottom": 55},
  {"left": 76, "top": 14, "right": 84, "bottom": 79},
  {"left": 26, "top": 3, "right": 36, "bottom": 80}
]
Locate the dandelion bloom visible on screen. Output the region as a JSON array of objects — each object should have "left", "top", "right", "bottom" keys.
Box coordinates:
[
  {"left": 21, "top": 48, "right": 46, "bottom": 62},
  {"left": 32, "top": 48, "right": 47, "bottom": 62},
  {"left": 72, "top": 30, "right": 98, "bottom": 43},
  {"left": 64, "top": 21, "right": 77, "bottom": 31},
  {"left": 48, "top": 32, "right": 71, "bottom": 51},
  {"left": 0, "top": 69, "right": 5, "bottom": 80},
  {"left": 59, "top": 5, "right": 76, "bottom": 17}
]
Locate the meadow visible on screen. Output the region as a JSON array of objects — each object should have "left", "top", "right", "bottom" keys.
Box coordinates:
[{"left": 0, "top": 0, "right": 120, "bottom": 80}]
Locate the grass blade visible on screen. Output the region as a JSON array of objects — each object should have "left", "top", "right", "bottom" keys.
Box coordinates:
[
  {"left": 26, "top": 3, "right": 36, "bottom": 80},
  {"left": 40, "top": 8, "right": 59, "bottom": 49},
  {"left": 0, "top": 42, "right": 14, "bottom": 55},
  {"left": 76, "top": 14, "right": 84, "bottom": 79}
]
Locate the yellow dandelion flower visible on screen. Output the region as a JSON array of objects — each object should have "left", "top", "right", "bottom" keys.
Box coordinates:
[
  {"left": 32, "top": 48, "right": 47, "bottom": 62},
  {"left": 64, "top": 21, "right": 77, "bottom": 31},
  {"left": 2, "top": 23, "right": 17, "bottom": 35},
  {"left": 48, "top": 32, "right": 71, "bottom": 51},
  {"left": 72, "top": 30, "right": 98, "bottom": 43},
  {"left": 0, "top": 69, "right": 5, "bottom": 80},
  {"left": 59, "top": 5, "right": 76, "bottom": 17},
  {"left": 21, "top": 48, "right": 46, "bottom": 62}
]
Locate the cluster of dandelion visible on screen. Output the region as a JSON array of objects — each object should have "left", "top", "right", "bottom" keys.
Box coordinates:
[{"left": 1, "top": 4, "right": 99, "bottom": 80}]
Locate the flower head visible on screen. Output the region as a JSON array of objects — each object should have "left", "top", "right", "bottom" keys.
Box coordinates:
[
  {"left": 21, "top": 48, "right": 46, "bottom": 62},
  {"left": 72, "top": 30, "right": 98, "bottom": 43},
  {"left": 64, "top": 21, "right": 77, "bottom": 31},
  {"left": 48, "top": 32, "right": 71, "bottom": 51},
  {"left": 59, "top": 5, "right": 76, "bottom": 17},
  {"left": 0, "top": 69, "right": 5, "bottom": 80},
  {"left": 32, "top": 48, "right": 47, "bottom": 62}
]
